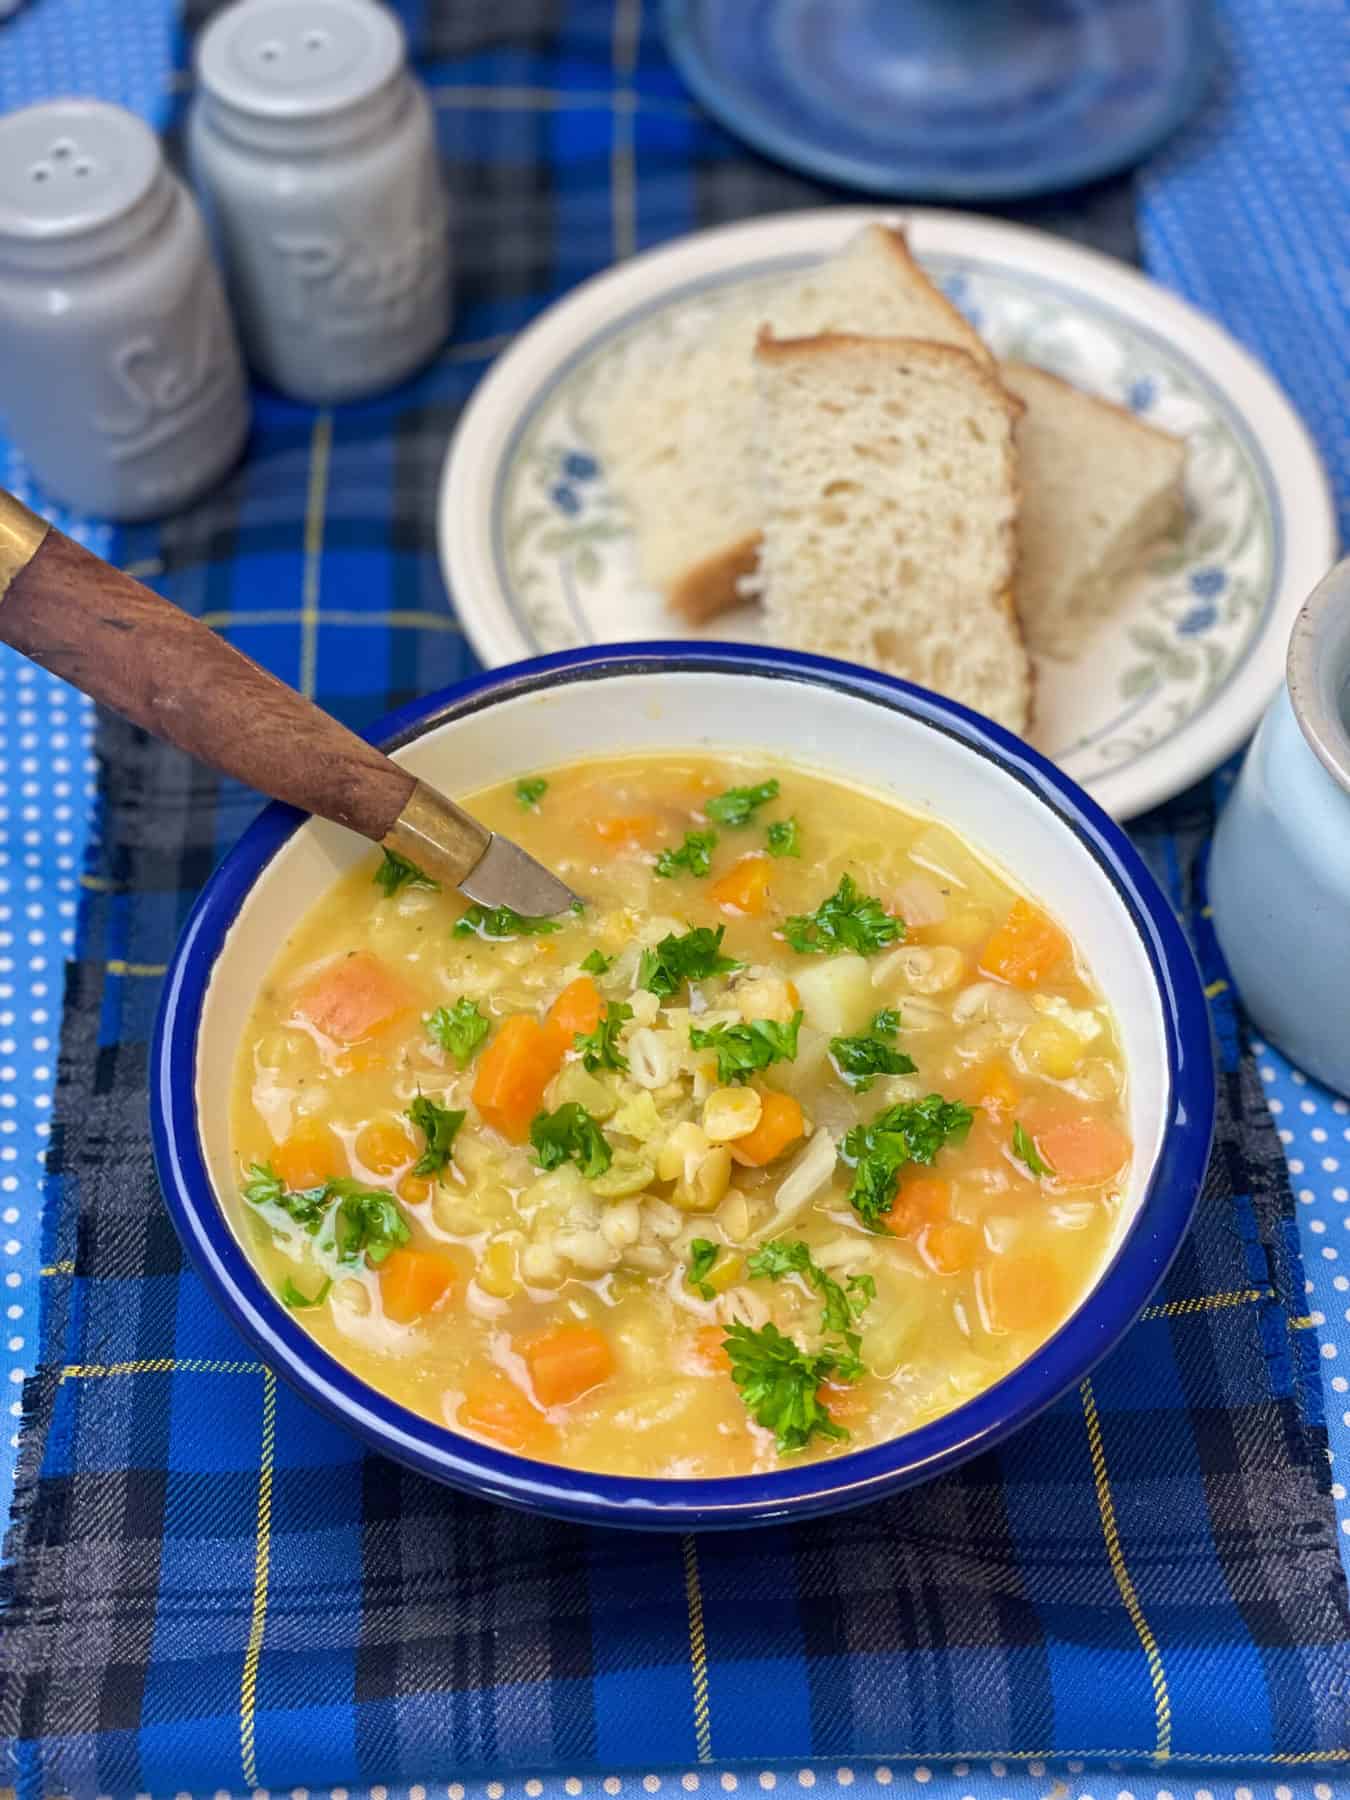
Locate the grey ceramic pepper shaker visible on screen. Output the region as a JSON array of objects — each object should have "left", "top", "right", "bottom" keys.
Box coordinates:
[
  {"left": 189, "top": 0, "right": 453, "bottom": 404},
  {"left": 0, "top": 101, "right": 250, "bottom": 521}
]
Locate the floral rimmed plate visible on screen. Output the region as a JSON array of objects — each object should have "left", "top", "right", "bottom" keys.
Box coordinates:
[{"left": 439, "top": 209, "right": 1335, "bottom": 821}]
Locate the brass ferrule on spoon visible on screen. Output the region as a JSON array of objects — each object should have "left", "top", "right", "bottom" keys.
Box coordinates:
[{"left": 0, "top": 487, "right": 579, "bottom": 917}]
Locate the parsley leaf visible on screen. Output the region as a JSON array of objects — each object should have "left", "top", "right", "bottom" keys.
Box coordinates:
[
  {"left": 706, "top": 779, "right": 780, "bottom": 828},
  {"left": 280, "top": 1275, "right": 332, "bottom": 1309},
  {"left": 374, "top": 849, "right": 438, "bottom": 897},
  {"left": 722, "top": 1321, "right": 861, "bottom": 1452},
  {"left": 242, "top": 1161, "right": 329, "bottom": 1230},
  {"left": 242, "top": 1162, "right": 411, "bottom": 1265},
  {"left": 453, "top": 903, "right": 560, "bottom": 940},
  {"left": 746, "top": 1238, "right": 876, "bottom": 1338},
  {"left": 407, "top": 1094, "right": 465, "bottom": 1176},
  {"left": 426, "top": 997, "right": 490, "bottom": 1065},
  {"left": 581, "top": 948, "right": 613, "bottom": 976},
  {"left": 783, "top": 874, "right": 904, "bottom": 957},
  {"left": 331, "top": 1181, "right": 412, "bottom": 1265},
  {"left": 655, "top": 829, "right": 718, "bottom": 879},
  {"left": 574, "top": 1000, "right": 633, "bottom": 1073},
  {"left": 689, "top": 1009, "right": 803, "bottom": 1085},
  {"left": 766, "top": 816, "right": 801, "bottom": 858},
  {"left": 515, "top": 776, "right": 548, "bottom": 808},
  {"left": 829, "top": 1009, "right": 917, "bottom": 1092},
  {"left": 530, "top": 1104, "right": 613, "bottom": 1179},
  {"left": 1012, "top": 1120, "right": 1056, "bottom": 1179},
  {"left": 639, "top": 925, "right": 743, "bottom": 998},
  {"left": 687, "top": 1238, "right": 721, "bottom": 1300},
  {"left": 839, "top": 1094, "right": 975, "bottom": 1230}
]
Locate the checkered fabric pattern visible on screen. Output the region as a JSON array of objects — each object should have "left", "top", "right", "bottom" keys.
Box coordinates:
[{"left": 2, "top": 2, "right": 1349, "bottom": 1795}]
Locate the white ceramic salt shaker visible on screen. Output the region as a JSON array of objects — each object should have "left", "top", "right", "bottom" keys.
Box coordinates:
[
  {"left": 0, "top": 101, "right": 250, "bottom": 521},
  {"left": 189, "top": 0, "right": 452, "bottom": 404}
]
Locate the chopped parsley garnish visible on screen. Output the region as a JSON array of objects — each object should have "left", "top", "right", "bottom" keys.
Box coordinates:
[
  {"left": 766, "top": 816, "right": 801, "bottom": 858},
  {"left": 638, "top": 925, "right": 743, "bottom": 998},
  {"left": 425, "top": 997, "right": 490, "bottom": 1065},
  {"left": 407, "top": 1095, "right": 465, "bottom": 1177},
  {"left": 529, "top": 1103, "right": 613, "bottom": 1179},
  {"left": 280, "top": 1275, "right": 332, "bottom": 1309},
  {"left": 574, "top": 1000, "right": 633, "bottom": 1073},
  {"left": 722, "top": 1320, "right": 862, "bottom": 1452},
  {"left": 581, "top": 948, "right": 613, "bottom": 976},
  {"left": 689, "top": 1009, "right": 802, "bottom": 1085},
  {"left": 515, "top": 777, "right": 548, "bottom": 808},
  {"left": 829, "top": 1009, "right": 917, "bottom": 1092},
  {"left": 374, "top": 849, "right": 438, "bottom": 897},
  {"left": 839, "top": 1094, "right": 975, "bottom": 1230},
  {"left": 655, "top": 829, "right": 718, "bottom": 879},
  {"left": 453, "top": 903, "right": 561, "bottom": 940},
  {"left": 706, "top": 779, "right": 780, "bottom": 828},
  {"left": 242, "top": 1162, "right": 412, "bottom": 1266},
  {"left": 746, "top": 1238, "right": 875, "bottom": 1339},
  {"left": 1012, "top": 1120, "right": 1056, "bottom": 1179},
  {"left": 783, "top": 874, "right": 904, "bottom": 957},
  {"left": 687, "top": 1238, "right": 721, "bottom": 1300}
]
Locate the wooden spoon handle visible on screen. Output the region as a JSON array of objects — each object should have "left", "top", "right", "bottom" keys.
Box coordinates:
[{"left": 0, "top": 500, "right": 413, "bottom": 841}]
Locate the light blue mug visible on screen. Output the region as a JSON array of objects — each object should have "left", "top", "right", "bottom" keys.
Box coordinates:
[{"left": 1210, "top": 558, "right": 1350, "bottom": 1095}]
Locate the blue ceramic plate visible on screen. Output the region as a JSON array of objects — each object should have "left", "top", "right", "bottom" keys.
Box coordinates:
[{"left": 663, "top": 0, "right": 1216, "bottom": 200}]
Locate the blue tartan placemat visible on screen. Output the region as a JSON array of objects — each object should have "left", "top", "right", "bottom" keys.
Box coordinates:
[{"left": 3, "top": 1, "right": 1350, "bottom": 1795}]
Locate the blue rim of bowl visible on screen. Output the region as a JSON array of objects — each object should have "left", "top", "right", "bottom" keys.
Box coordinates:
[
  {"left": 661, "top": 0, "right": 1218, "bottom": 202},
  {"left": 152, "top": 642, "right": 1215, "bottom": 1530}
]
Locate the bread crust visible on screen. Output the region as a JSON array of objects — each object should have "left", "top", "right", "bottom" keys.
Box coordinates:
[
  {"left": 667, "top": 531, "right": 762, "bottom": 623},
  {"left": 1001, "top": 358, "right": 1186, "bottom": 456},
  {"left": 871, "top": 226, "right": 996, "bottom": 369}
]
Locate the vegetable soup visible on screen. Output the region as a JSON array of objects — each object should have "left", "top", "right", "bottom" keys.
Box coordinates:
[{"left": 228, "top": 755, "right": 1132, "bottom": 1477}]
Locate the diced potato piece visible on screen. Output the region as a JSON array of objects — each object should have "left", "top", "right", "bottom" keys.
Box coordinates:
[
  {"left": 793, "top": 953, "right": 873, "bottom": 1038},
  {"left": 551, "top": 1065, "right": 618, "bottom": 1119},
  {"left": 590, "top": 1151, "right": 655, "bottom": 1199},
  {"left": 861, "top": 1269, "right": 929, "bottom": 1376}
]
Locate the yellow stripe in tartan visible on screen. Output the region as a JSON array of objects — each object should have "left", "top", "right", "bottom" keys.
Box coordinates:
[
  {"left": 105, "top": 959, "right": 168, "bottom": 977},
  {"left": 1140, "top": 1287, "right": 1272, "bottom": 1320},
  {"left": 41, "top": 1260, "right": 75, "bottom": 1276},
  {"left": 198, "top": 608, "right": 463, "bottom": 634},
  {"left": 1289, "top": 1314, "right": 1319, "bottom": 1330},
  {"left": 299, "top": 409, "right": 333, "bottom": 701},
  {"left": 240, "top": 1368, "right": 277, "bottom": 1790},
  {"left": 1204, "top": 978, "right": 1229, "bottom": 999},
  {"left": 1081, "top": 1376, "right": 1172, "bottom": 1761},
  {"left": 121, "top": 557, "right": 165, "bottom": 579},
  {"left": 61, "top": 1358, "right": 263, "bottom": 1379},
  {"left": 680, "top": 1534, "right": 713, "bottom": 1763},
  {"left": 79, "top": 874, "right": 120, "bottom": 892}
]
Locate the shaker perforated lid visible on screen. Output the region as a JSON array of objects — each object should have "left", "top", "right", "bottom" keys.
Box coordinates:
[
  {"left": 0, "top": 100, "right": 162, "bottom": 245},
  {"left": 196, "top": 0, "right": 406, "bottom": 122}
]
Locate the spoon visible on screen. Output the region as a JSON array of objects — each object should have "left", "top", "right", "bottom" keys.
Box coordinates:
[{"left": 0, "top": 489, "right": 580, "bottom": 916}]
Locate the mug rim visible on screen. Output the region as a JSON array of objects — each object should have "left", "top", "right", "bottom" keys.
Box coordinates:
[
  {"left": 151, "top": 641, "right": 1215, "bottom": 1529},
  {"left": 1288, "top": 557, "right": 1350, "bottom": 799}
]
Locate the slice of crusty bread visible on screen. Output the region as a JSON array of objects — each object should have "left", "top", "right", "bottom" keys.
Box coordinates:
[
  {"left": 1000, "top": 360, "right": 1187, "bottom": 657},
  {"left": 595, "top": 225, "right": 990, "bottom": 623},
  {"left": 752, "top": 333, "right": 1031, "bottom": 735}
]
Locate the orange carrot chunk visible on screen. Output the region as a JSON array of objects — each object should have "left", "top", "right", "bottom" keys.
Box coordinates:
[
  {"left": 293, "top": 950, "right": 411, "bottom": 1044},
  {"left": 729, "top": 1090, "right": 805, "bottom": 1166},
  {"left": 710, "top": 854, "right": 772, "bottom": 916},
  {"left": 979, "top": 1255, "right": 1065, "bottom": 1334},
  {"left": 380, "top": 1246, "right": 459, "bottom": 1323},
  {"left": 817, "top": 1379, "right": 872, "bottom": 1427},
  {"left": 272, "top": 1124, "right": 343, "bottom": 1191},
  {"left": 520, "top": 1323, "right": 615, "bottom": 1407},
  {"left": 1036, "top": 1117, "right": 1131, "bottom": 1187},
  {"left": 919, "top": 1219, "right": 980, "bottom": 1275},
  {"left": 978, "top": 898, "right": 1070, "bottom": 989},
  {"left": 472, "top": 1013, "right": 564, "bottom": 1142},
  {"left": 545, "top": 975, "right": 603, "bottom": 1045},
  {"left": 883, "top": 1173, "right": 951, "bottom": 1238},
  {"left": 457, "top": 1366, "right": 553, "bottom": 1452},
  {"left": 592, "top": 812, "right": 660, "bottom": 846},
  {"left": 693, "top": 1324, "right": 732, "bottom": 1375}
]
